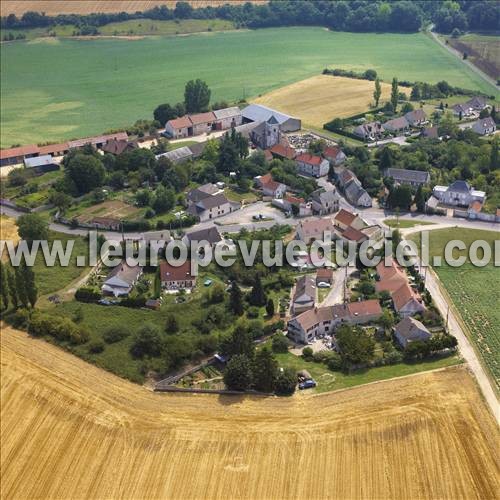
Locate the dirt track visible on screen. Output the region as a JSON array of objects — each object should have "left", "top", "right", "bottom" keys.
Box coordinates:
[{"left": 1, "top": 325, "right": 499, "bottom": 499}]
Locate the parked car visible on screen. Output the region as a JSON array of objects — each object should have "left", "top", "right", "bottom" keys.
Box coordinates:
[
  {"left": 299, "top": 379, "right": 317, "bottom": 390},
  {"left": 317, "top": 282, "right": 331, "bottom": 288}
]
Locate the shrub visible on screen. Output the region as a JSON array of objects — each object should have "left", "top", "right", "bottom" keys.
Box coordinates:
[
  {"left": 272, "top": 334, "right": 289, "bottom": 353},
  {"left": 27, "top": 312, "right": 88, "bottom": 345},
  {"left": 275, "top": 367, "right": 297, "bottom": 396},
  {"left": 88, "top": 340, "right": 105, "bottom": 354},
  {"left": 75, "top": 287, "right": 101, "bottom": 303},
  {"left": 302, "top": 346, "right": 314, "bottom": 360},
  {"left": 103, "top": 326, "right": 130, "bottom": 344},
  {"left": 7, "top": 308, "right": 30, "bottom": 329},
  {"left": 246, "top": 306, "right": 260, "bottom": 319},
  {"left": 326, "top": 352, "right": 343, "bottom": 371}
]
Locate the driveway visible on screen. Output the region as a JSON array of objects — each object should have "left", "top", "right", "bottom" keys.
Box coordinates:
[{"left": 320, "top": 265, "right": 356, "bottom": 306}]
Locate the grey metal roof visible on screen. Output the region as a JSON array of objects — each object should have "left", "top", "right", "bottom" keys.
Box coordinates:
[
  {"left": 185, "top": 226, "right": 222, "bottom": 245},
  {"left": 395, "top": 317, "right": 430, "bottom": 341},
  {"left": 448, "top": 180, "right": 471, "bottom": 193},
  {"left": 197, "top": 192, "right": 230, "bottom": 210},
  {"left": 212, "top": 106, "right": 242, "bottom": 120},
  {"left": 24, "top": 154, "right": 55, "bottom": 168},
  {"left": 241, "top": 104, "right": 296, "bottom": 125},
  {"left": 156, "top": 146, "right": 193, "bottom": 163},
  {"left": 386, "top": 168, "right": 430, "bottom": 184}
]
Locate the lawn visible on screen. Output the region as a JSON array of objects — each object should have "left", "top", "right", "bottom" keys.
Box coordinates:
[
  {"left": 410, "top": 227, "right": 500, "bottom": 388},
  {"left": 33, "top": 230, "right": 90, "bottom": 296},
  {"left": 2, "top": 27, "right": 497, "bottom": 147},
  {"left": 274, "top": 350, "right": 462, "bottom": 394},
  {"left": 252, "top": 74, "right": 400, "bottom": 128},
  {"left": 384, "top": 218, "right": 435, "bottom": 228}
]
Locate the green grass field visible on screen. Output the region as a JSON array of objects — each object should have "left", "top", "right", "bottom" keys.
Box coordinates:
[
  {"left": 273, "top": 350, "right": 461, "bottom": 394},
  {"left": 1, "top": 27, "right": 497, "bottom": 147},
  {"left": 411, "top": 228, "right": 500, "bottom": 388},
  {"left": 384, "top": 218, "right": 435, "bottom": 228}
]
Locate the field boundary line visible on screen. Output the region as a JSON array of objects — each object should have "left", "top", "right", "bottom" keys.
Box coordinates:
[{"left": 429, "top": 266, "right": 500, "bottom": 401}]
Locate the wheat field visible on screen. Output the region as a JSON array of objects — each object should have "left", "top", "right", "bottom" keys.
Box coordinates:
[
  {"left": 0, "top": 1, "right": 266, "bottom": 16},
  {"left": 252, "top": 74, "right": 401, "bottom": 128},
  {"left": 1, "top": 325, "right": 499, "bottom": 499}
]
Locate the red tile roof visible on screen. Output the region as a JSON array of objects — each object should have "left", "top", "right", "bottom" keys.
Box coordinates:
[
  {"left": 160, "top": 260, "right": 195, "bottom": 283},
  {"left": 392, "top": 283, "right": 419, "bottom": 312},
  {"left": 469, "top": 200, "right": 482, "bottom": 213},
  {"left": 189, "top": 111, "right": 216, "bottom": 125},
  {"left": 168, "top": 116, "right": 192, "bottom": 129},
  {"left": 323, "top": 146, "right": 341, "bottom": 158},
  {"left": 316, "top": 268, "right": 333, "bottom": 279},
  {"left": 375, "top": 258, "right": 408, "bottom": 293},
  {"left": 347, "top": 299, "right": 382, "bottom": 317},
  {"left": 38, "top": 142, "right": 69, "bottom": 155},
  {"left": 342, "top": 226, "right": 367, "bottom": 243},
  {"left": 262, "top": 180, "right": 283, "bottom": 193},
  {"left": 334, "top": 208, "right": 357, "bottom": 226},
  {"left": 269, "top": 143, "right": 297, "bottom": 160},
  {"left": 296, "top": 153, "right": 323, "bottom": 165},
  {"left": 0, "top": 144, "right": 39, "bottom": 160},
  {"left": 286, "top": 195, "right": 305, "bottom": 205}
]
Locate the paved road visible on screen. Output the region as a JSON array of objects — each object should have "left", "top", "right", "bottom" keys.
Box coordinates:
[
  {"left": 428, "top": 28, "right": 499, "bottom": 94},
  {"left": 320, "top": 265, "right": 356, "bottom": 306}
]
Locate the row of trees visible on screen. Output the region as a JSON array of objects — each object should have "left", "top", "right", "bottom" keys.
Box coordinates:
[
  {"left": 0, "top": 259, "right": 37, "bottom": 312},
  {"left": 3, "top": 2, "right": 498, "bottom": 35}
]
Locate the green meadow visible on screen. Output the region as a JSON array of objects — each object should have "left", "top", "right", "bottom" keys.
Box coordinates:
[{"left": 1, "top": 27, "right": 497, "bottom": 147}]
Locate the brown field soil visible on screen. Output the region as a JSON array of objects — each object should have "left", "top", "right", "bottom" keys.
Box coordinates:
[
  {"left": 1, "top": 325, "right": 499, "bottom": 499},
  {"left": 0, "top": 1, "right": 266, "bottom": 16},
  {"left": 75, "top": 199, "right": 139, "bottom": 223},
  {"left": 447, "top": 35, "right": 500, "bottom": 81},
  {"left": 252, "top": 75, "right": 399, "bottom": 128}
]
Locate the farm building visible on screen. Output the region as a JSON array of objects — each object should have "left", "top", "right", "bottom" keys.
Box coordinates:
[
  {"left": 68, "top": 132, "right": 128, "bottom": 149},
  {"left": 160, "top": 260, "right": 196, "bottom": 290},
  {"left": 392, "top": 283, "right": 425, "bottom": 317},
  {"left": 165, "top": 116, "right": 192, "bottom": 139},
  {"left": 394, "top": 317, "right": 431, "bottom": 348},
  {"left": 212, "top": 107, "right": 243, "bottom": 129},
  {"left": 242, "top": 104, "right": 301, "bottom": 132},
  {"left": 0, "top": 144, "right": 40, "bottom": 167},
  {"left": 343, "top": 177, "right": 372, "bottom": 207},
  {"left": 156, "top": 146, "right": 194, "bottom": 164},
  {"left": 101, "top": 138, "right": 137, "bottom": 155},
  {"left": 186, "top": 184, "right": 236, "bottom": 222},
  {"left": 101, "top": 262, "right": 142, "bottom": 297},
  {"left": 295, "top": 153, "right": 329, "bottom": 178},
  {"left": 385, "top": 168, "right": 430, "bottom": 187},
  {"left": 190, "top": 112, "right": 217, "bottom": 136},
  {"left": 38, "top": 142, "right": 69, "bottom": 157},
  {"left": 182, "top": 226, "right": 222, "bottom": 248},
  {"left": 24, "top": 155, "right": 59, "bottom": 173},
  {"left": 268, "top": 143, "right": 297, "bottom": 160}
]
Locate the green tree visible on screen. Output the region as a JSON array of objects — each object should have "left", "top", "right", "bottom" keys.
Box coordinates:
[
  {"left": 0, "top": 262, "right": 9, "bottom": 310},
  {"left": 65, "top": 153, "right": 105, "bottom": 195},
  {"left": 379, "top": 147, "right": 393, "bottom": 170},
  {"left": 16, "top": 213, "right": 48, "bottom": 242},
  {"left": 152, "top": 185, "right": 175, "bottom": 214},
  {"left": 414, "top": 184, "right": 426, "bottom": 212},
  {"left": 252, "top": 346, "right": 278, "bottom": 393},
  {"left": 490, "top": 138, "right": 499, "bottom": 170},
  {"left": 249, "top": 275, "right": 267, "bottom": 307},
  {"left": 373, "top": 77, "right": 382, "bottom": 107},
  {"left": 223, "top": 354, "right": 252, "bottom": 391},
  {"left": 229, "top": 281, "right": 244, "bottom": 316},
  {"left": 390, "top": 77, "right": 399, "bottom": 112},
  {"left": 14, "top": 264, "right": 28, "bottom": 308},
  {"left": 387, "top": 185, "right": 412, "bottom": 210},
  {"left": 130, "top": 324, "right": 164, "bottom": 358},
  {"left": 392, "top": 228, "right": 402, "bottom": 256},
  {"left": 7, "top": 268, "right": 18, "bottom": 310},
  {"left": 265, "top": 298, "right": 275, "bottom": 317},
  {"left": 271, "top": 334, "right": 289, "bottom": 354},
  {"left": 220, "top": 322, "right": 254, "bottom": 358},
  {"left": 21, "top": 260, "right": 37, "bottom": 307},
  {"left": 217, "top": 132, "right": 240, "bottom": 175},
  {"left": 274, "top": 367, "right": 296, "bottom": 396},
  {"left": 184, "top": 79, "right": 211, "bottom": 113},
  {"left": 49, "top": 190, "right": 72, "bottom": 213},
  {"left": 153, "top": 103, "right": 178, "bottom": 125},
  {"left": 379, "top": 309, "right": 395, "bottom": 331},
  {"left": 165, "top": 314, "right": 179, "bottom": 334},
  {"left": 336, "top": 325, "right": 375, "bottom": 367}
]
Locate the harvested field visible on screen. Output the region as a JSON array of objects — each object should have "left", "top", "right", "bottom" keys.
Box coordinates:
[
  {"left": 75, "top": 199, "right": 139, "bottom": 223},
  {"left": 0, "top": 1, "right": 266, "bottom": 16},
  {"left": 252, "top": 75, "right": 400, "bottom": 128},
  {"left": 0, "top": 215, "right": 18, "bottom": 243},
  {"left": 1, "top": 325, "right": 499, "bottom": 499}
]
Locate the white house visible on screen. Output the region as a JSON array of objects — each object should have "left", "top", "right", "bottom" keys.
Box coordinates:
[
  {"left": 101, "top": 262, "right": 142, "bottom": 297},
  {"left": 432, "top": 180, "right": 486, "bottom": 207},
  {"left": 472, "top": 117, "right": 496, "bottom": 136},
  {"left": 295, "top": 153, "right": 329, "bottom": 178},
  {"left": 292, "top": 275, "right": 316, "bottom": 315}
]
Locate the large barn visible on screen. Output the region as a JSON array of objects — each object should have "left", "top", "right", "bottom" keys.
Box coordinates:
[{"left": 241, "top": 104, "right": 301, "bottom": 132}]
